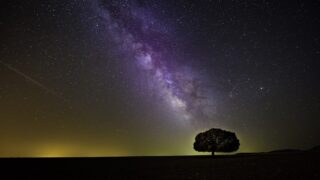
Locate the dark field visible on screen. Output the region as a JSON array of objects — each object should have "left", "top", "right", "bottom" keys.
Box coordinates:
[{"left": 2, "top": 151, "right": 320, "bottom": 179}]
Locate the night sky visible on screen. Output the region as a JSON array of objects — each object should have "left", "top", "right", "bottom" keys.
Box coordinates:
[{"left": 1, "top": 0, "right": 320, "bottom": 157}]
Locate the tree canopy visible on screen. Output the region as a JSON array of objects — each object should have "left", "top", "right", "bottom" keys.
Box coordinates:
[{"left": 193, "top": 128, "right": 240, "bottom": 155}]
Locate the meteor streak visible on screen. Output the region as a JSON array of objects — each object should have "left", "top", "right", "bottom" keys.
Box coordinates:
[{"left": 0, "top": 60, "right": 64, "bottom": 100}]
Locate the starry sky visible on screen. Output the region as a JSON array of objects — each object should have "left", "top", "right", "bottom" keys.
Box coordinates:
[{"left": 1, "top": 0, "right": 320, "bottom": 157}]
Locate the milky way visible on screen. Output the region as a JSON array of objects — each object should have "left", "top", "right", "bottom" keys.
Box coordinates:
[{"left": 92, "top": 0, "right": 215, "bottom": 122}]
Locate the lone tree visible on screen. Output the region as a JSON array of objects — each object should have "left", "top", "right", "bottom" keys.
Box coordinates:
[{"left": 193, "top": 128, "right": 240, "bottom": 156}]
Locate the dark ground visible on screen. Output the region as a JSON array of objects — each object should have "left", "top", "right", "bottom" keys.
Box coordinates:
[{"left": 1, "top": 151, "right": 320, "bottom": 179}]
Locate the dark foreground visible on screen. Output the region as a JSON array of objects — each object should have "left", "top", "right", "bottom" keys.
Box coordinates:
[{"left": 2, "top": 151, "right": 320, "bottom": 179}]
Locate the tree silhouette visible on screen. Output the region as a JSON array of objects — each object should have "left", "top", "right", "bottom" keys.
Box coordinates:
[{"left": 193, "top": 128, "right": 240, "bottom": 156}]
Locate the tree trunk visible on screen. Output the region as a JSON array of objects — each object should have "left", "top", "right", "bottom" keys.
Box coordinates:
[{"left": 211, "top": 151, "right": 215, "bottom": 156}]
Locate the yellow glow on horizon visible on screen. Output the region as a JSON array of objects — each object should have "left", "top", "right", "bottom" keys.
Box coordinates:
[{"left": 32, "top": 144, "right": 129, "bottom": 157}]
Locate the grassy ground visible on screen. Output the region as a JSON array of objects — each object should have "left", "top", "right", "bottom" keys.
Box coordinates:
[{"left": 1, "top": 151, "right": 319, "bottom": 179}]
